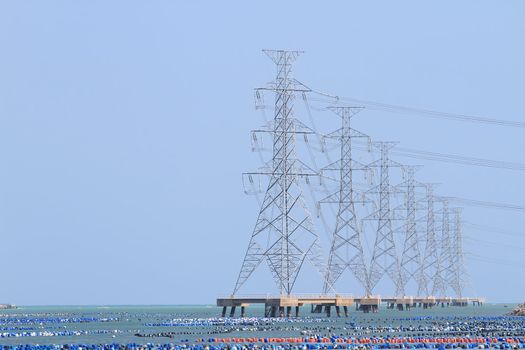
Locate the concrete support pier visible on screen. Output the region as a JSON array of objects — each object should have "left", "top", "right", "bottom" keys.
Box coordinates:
[
  {"left": 420, "top": 297, "right": 437, "bottom": 309},
  {"left": 354, "top": 296, "right": 381, "bottom": 313},
  {"left": 217, "top": 295, "right": 354, "bottom": 318},
  {"left": 383, "top": 297, "right": 414, "bottom": 311}
]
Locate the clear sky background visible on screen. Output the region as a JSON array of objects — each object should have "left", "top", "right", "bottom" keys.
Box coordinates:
[{"left": 0, "top": 1, "right": 524, "bottom": 305}]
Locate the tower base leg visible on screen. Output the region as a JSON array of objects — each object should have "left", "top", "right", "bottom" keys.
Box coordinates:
[
  {"left": 270, "top": 306, "right": 277, "bottom": 318},
  {"left": 325, "top": 305, "right": 331, "bottom": 317},
  {"left": 264, "top": 305, "right": 272, "bottom": 317}
]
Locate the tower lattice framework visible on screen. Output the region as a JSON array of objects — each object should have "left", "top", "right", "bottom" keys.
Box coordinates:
[
  {"left": 367, "top": 142, "right": 403, "bottom": 295},
  {"left": 449, "top": 208, "right": 466, "bottom": 297},
  {"left": 321, "top": 106, "right": 370, "bottom": 294},
  {"left": 418, "top": 184, "right": 439, "bottom": 296},
  {"left": 233, "top": 50, "right": 326, "bottom": 296},
  {"left": 432, "top": 199, "right": 451, "bottom": 296},
  {"left": 397, "top": 166, "right": 424, "bottom": 296}
]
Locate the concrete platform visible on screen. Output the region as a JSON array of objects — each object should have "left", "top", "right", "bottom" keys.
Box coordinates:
[
  {"left": 217, "top": 295, "right": 484, "bottom": 317},
  {"left": 217, "top": 295, "right": 354, "bottom": 317}
]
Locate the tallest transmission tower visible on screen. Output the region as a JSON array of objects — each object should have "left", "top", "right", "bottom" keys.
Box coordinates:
[{"left": 233, "top": 50, "right": 326, "bottom": 296}]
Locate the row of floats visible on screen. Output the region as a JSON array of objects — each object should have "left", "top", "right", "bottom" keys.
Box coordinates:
[{"left": 204, "top": 337, "right": 525, "bottom": 345}]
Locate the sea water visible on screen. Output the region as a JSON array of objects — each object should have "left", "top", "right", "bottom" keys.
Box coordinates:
[{"left": 0, "top": 304, "right": 517, "bottom": 346}]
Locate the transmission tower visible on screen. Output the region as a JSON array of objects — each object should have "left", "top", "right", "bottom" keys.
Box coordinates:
[
  {"left": 432, "top": 199, "right": 451, "bottom": 296},
  {"left": 449, "top": 208, "right": 466, "bottom": 297},
  {"left": 367, "top": 142, "right": 403, "bottom": 295},
  {"left": 321, "top": 106, "right": 370, "bottom": 294},
  {"left": 233, "top": 50, "right": 327, "bottom": 296},
  {"left": 397, "top": 166, "right": 424, "bottom": 296},
  {"left": 417, "top": 184, "right": 438, "bottom": 296}
]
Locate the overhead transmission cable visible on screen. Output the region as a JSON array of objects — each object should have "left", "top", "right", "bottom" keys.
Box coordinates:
[
  {"left": 466, "top": 252, "right": 525, "bottom": 269},
  {"left": 356, "top": 142, "right": 525, "bottom": 171},
  {"left": 464, "top": 221, "right": 524, "bottom": 238},
  {"left": 296, "top": 81, "right": 525, "bottom": 129},
  {"left": 351, "top": 143, "right": 525, "bottom": 171},
  {"left": 443, "top": 197, "right": 525, "bottom": 212}
]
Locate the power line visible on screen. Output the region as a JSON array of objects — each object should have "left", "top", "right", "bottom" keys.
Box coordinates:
[
  {"left": 466, "top": 252, "right": 525, "bottom": 269},
  {"left": 351, "top": 142, "right": 525, "bottom": 171},
  {"left": 463, "top": 236, "right": 520, "bottom": 250},
  {"left": 464, "top": 221, "right": 524, "bottom": 238},
  {"left": 443, "top": 197, "right": 525, "bottom": 212},
  {"left": 305, "top": 90, "right": 525, "bottom": 129}
]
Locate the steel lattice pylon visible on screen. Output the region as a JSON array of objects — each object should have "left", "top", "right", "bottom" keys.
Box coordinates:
[
  {"left": 449, "top": 208, "right": 466, "bottom": 297},
  {"left": 321, "top": 107, "right": 370, "bottom": 294},
  {"left": 367, "top": 142, "right": 403, "bottom": 295},
  {"left": 397, "top": 166, "right": 424, "bottom": 296},
  {"left": 233, "top": 50, "right": 326, "bottom": 296},
  {"left": 432, "top": 199, "right": 451, "bottom": 296},
  {"left": 417, "top": 184, "right": 438, "bottom": 296}
]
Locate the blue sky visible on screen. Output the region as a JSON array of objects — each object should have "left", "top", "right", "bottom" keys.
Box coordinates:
[{"left": 0, "top": 1, "right": 524, "bottom": 305}]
